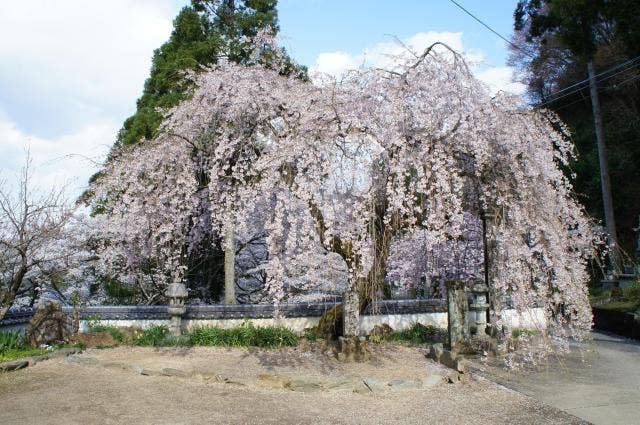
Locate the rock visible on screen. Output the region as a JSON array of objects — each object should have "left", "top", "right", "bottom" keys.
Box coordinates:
[
  {"left": 64, "top": 356, "right": 99, "bottom": 366},
  {"left": 352, "top": 381, "right": 373, "bottom": 395},
  {"left": 28, "top": 354, "right": 52, "bottom": 364},
  {"left": 439, "top": 349, "right": 458, "bottom": 370},
  {"left": 456, "top": 358, "right": 470, "bottom": 373},
  {"left": 387, "top": 378, "right": 422, "bottom": 390},
  {"left": 160, "top": 367, "right": 191, "bottom": 378},
  {"left": 25, "top": 302, "right": 77, "bottom": 347},
  {"left": 287, "top": 378, "right": 323, "bottom": 392},
  {"left": 336, "top": 336, "right": 369, "bottom": 362},
  {"left": 324, "top": 379, "right": 354, "bottom": 391},
  {"left": 0, "top": 360, "right": 29, "bottom": 372},
  {"left": 369, "top": 324, "right": 394, "bottom": 342},
  {"left": 423, "top": 375, "right": 445, "bottom": 387},
  {"left": 257, "top": 373, "right": 291, "bottom": 389},
  {"left": 429, "top": 343, "right": 444, "bottom": 362},
  {"left": 362, "top": 377, "right": 386, "bottom": 392},
  {"left": 56, "top": 347, "right": 82, "bottom": 356},
  {"left": 102, "top": 361, "right": 129, "bottom": 370}
]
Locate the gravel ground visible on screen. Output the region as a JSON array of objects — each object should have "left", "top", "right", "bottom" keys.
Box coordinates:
[{"left": 0, "top": 344, "right": 586, "bottom": 425}]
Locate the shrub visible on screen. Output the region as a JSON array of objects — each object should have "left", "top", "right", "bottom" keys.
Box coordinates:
[
  {"left": 610, "top": 286, "right": 623, "bottom": 299},
  {"left": 385, "top": 323, "right": 446, "bottom": 345},
  {"left": 188, "top": 322, "right": 298, "bottom": 348},
  {"left": 88, "top": 324, "right": 125, "bottom": 342},
  {"left": 623, "top": 283, "right": 640, "bottom": 303}
]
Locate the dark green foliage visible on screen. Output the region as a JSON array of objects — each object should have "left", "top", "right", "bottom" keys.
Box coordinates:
[
  {"left": 610, "top": 286, "right": 623, "bottom": 298},
  {"left": 383, "top": 323, "right": 447, "bottom": 345},
  {"left": 512, "top": 1, "right": 640, "bottom": 255},
  {"left": 115, "top": 0, "right": 306, "bottom": 149},
  {"left": 188, "top": 322, "right": 298, "bottom": 347},
  {"left": 116, "top": 6, "right": 224, "bottom": 147}
]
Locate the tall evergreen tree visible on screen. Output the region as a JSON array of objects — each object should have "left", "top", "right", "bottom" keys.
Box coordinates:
[
  {"left": 511, "top": 0, "right": 640, "bottom": 259},
  {"left": 116, "top": 0, "right": 306, "bottom": 148}
]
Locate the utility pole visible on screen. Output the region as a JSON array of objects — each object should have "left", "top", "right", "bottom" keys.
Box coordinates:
[{"left": 587, "top": 60, "right": 620, "bottom": 274}]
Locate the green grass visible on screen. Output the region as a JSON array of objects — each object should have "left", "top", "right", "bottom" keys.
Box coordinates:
[
  {"left": 116, "top": 322, "right": 300, "bottom": 348},
  {"left": 0, "top": 330, "right": 61, "bottom": 362},
  {"left": 383, "top": 323, "right": 447, "bottom": 345},
  {"left": 189, "top": 322, "right": 298, "bottom": 348},
  {"left": 0, "top": 347, "right": 50, "bottom": 363},
  {"left": 0, "top": 330, "right": 21, "bottom": 351}
]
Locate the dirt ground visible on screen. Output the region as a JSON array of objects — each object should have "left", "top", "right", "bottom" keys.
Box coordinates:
[{"left": 0, "top": 343, "right": 585, "bottom": 425}]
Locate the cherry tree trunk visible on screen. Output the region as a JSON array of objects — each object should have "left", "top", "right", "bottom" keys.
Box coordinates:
[{"left": 223, "top": 223, "right": 236, "bottom": 304}]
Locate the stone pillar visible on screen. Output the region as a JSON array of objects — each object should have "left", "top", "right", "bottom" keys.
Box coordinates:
[
  {"left": 470, "top": 282, "right": 490, "bottom": 336},
  {"left": 446, "top": 280, "right": 469, "bottom": 350},
  {"left": 165, "top": 282, "right": 187, "bottom": 336},
  {"left": 224, "top": 223, "right": 236, "bottom": 304},
  {"left": 342, "top": 288, "right": 360, "bottom": 337},
  {"left": 482, "top": 209, "right": 500, "bottom": 324},
  {"left": 338, "top": 288, "right": 367, "bottom": 362}
]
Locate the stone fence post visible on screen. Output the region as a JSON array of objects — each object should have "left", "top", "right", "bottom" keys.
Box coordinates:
[
  {"left": 446, "top": 280, "right": 469, "bottom": 350},
  {"left": 342, "top": 288, "right": 360, "bottom": 337},
  {"left": 165, "top": 282, "right": 188, "bottom": 336}
]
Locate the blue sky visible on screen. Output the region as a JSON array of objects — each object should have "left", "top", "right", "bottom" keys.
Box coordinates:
[
  {"left": 278, "top": 0, "right": 517, "bottom": 71},
  {"left": 0, "top": 0, "right": 522, "bottom": 196}
]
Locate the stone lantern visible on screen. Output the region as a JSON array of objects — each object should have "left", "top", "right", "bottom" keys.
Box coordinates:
[
  {"left": 469, "top": 282, "right": 490, "bottom": 336},
  {"left": 165, "top": 282, "right": 188, "bottom": 336}
]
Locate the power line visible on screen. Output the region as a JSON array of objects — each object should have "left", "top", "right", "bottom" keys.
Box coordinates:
[
  {"left": 542, "top": 55, "right": 640, "bottom": 102},
  {"left": 537, "top": 56, "right": 640, "bottom": 107},
  {"left": 448, "top": 0, "right": 535, "bottom": 59},
  {"left": 606, "top": 73, "right": 640, "bottom": 89}
]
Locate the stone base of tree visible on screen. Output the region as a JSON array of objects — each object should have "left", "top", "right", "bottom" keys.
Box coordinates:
[{"left": 334, "top": 336, "right": 369, "bottom": 362}]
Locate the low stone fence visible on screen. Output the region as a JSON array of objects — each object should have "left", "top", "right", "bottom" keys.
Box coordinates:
[{"left": 0, "top": 300, "right": 545, "bottom": 336}]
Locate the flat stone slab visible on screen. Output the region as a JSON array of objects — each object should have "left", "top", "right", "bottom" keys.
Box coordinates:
[{"left": 0, "top": 360, "right": 28, "bottom": 372}]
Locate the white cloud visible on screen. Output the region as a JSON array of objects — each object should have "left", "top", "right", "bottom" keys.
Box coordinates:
[
  {"left": 0, "top": 0, "right": 177, "bottom": 127},
  {"left": 0, "top": 115, "right": 113, "bottom": 199},
  {"left": 311, "top": 31, "right": 525, "bottom": 95},
  {"left": 476, "top": 66, "right": 526, "bottom": 96},
  {"left": 0, "top": 1, "right": 181, "bottom": 198}
]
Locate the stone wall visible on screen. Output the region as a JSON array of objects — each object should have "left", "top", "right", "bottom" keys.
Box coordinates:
[{"left": 0, "top": 300, "right": 545, "bottom": 336}]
